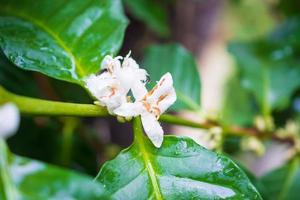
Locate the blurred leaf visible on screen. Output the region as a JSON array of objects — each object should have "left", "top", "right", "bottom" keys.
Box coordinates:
[
  {"left": 124, "top": 0, "right": 170, "bottom": 37},
  {"left": 225, "top": 0, "right": 275, "bottom": 40},
  {"left": 143, "top": 43, "right": 201, "bottom": 111},
  {"left": 96, "top": 136, "right": 262, "bottom": 199},
  {"left": 222, "top": 73, "right": 258, "bottom": 125},
  {"left": 8, "top": 117, "right": 104, "bottom": 176},
  {"left": 228, "top": 18, "right": 300, "bottom": 116},
  {"left": 12, "top": 157, "right": 107, "bottom": 199},
  {"left": 278, "top": 0, "right": 300, "bottom": 17},
  {"left": 0, "top": 0, "right": 128, "bottom": 85},
  {"left": 0, "top": 139, "right": 107, "bottom": 199},
  {"left": 260, "top": 158, "right": 300, "bottom": 200},
  {"left": 7, "top": 117, "right": 61, "bottom": 163}
]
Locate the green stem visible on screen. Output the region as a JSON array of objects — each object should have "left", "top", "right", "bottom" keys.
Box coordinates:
[
  {"left": 0, "top": 139, "right": 19, "bottom": 200},
  {"left": 0, "top": 86, "right": 108, "bottom": 117},
  {"left": 0, "top": 86, "right": 270, "bottom": 138},
  {"left": 59, "top": 117, "right": 78, "bottom": 166},
  {"left": 159, "top": 114, "right": 212, "bottom": 129}
]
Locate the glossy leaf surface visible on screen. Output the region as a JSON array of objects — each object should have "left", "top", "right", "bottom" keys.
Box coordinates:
[
  {"left": 0, "top": 0, "right": 128, "bottom": 84},
  {"left": 260, "top": 158, "right": 300, "bottom": 200},
  {"left": 143, "top": 43, "right": 201, "bottom": 111},
  {"left": 124, "top": 0, "right": 170, "bottom": 37},
  {"left": 0, "top": 51, "right": 41, "bottom": 97},
  {"left": 96, "top": 120, "right": 261, "bottom": 200}
]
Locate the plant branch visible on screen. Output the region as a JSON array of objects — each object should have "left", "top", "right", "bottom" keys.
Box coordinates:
[
  {"left": 160, "top": 114, "right": 271, "bottom": 138},
  {"left": 0, "top": 86, "right": 108, "bottom": 117},
  {"left": 0, "top": 86, "right": 274, "bottom": 139}
]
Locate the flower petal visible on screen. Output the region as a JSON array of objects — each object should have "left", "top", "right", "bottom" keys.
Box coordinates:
[
  {"left": 158, "top": 87, "right": 177, "bottom": 113},
  {"left": 85, "top": 73, "right": 115, "bottom": 99},
  {"left": 131, "top": 81, "right": 148, "bottom": 101},
  {"left": 141, "top": 112, "right": 163, "bottom": 148},
  {"left": 122, "top": 56, "right": 139, "bottom": 69},
  {"left": 85, "top": 74, "right": 128, "bottom": 111},
  {"left": 148, "top": 72, "right": 174, "bottom": 101},
  {"left": 0, "top": 103, "right": 20, "bottom": 139},
  {"left": 117, "top": 60, "right": 148, "bottom": 90},
  {"left": 114, "top": 102, "right": 143, "bottom": 117},
  {"left": 101, "top": 55, "right": 122, "bottom": 72}
]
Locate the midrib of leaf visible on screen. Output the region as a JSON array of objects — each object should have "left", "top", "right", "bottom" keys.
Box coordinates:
[
  {"left": 0, "top": 6, "right": 86, "bottom": 79},
  {"left": 133, "top": 117, "right": 163, "bottom": 200},
  {"left": 278, "top": 158, "right": 299, "bottom": 200}
]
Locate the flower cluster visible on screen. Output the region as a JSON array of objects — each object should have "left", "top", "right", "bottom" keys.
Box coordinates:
[{"left": 85, "top": 53, "right": 176, "bottom": 147}]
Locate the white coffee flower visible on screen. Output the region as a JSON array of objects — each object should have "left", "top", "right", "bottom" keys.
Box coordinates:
[
  {"left": 85, "top": 53, "right": 177, "bottom": 148},
  {"left": 85, "top": 53, "right": 147, "bottom": 113},
  {"left": 0, "top": 103, "right": 20, "bottom": 139},
  {"left": 115, "top": 73, "right": 177, "bottom": 147},
  {"left": 85, "top": 73, "right": 127, "bottom": 114}
]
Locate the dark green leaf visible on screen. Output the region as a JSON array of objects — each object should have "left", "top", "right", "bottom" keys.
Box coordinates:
[
  {"left": 0, "top": 0, "right": 128, "bottom": 85},
  {"left": 0, "top": 51, "right": 41, "bottom": 97},
  {"left": 278, "top": 0, "right": 300, "bottom": 17},
  {"left": 260, "top": 158, "right": 300, "bottom": 200},
  {"left": 228, "top": 18, "right": 300, "bottom": 115},
  {"left": 143, "top": 43, "right": 201, "bottom": 111},
  {"left": 124, "top": 0, "right": 170, "bottom": 37},
  {"left": 96, "top": 135, "right": 262, "bottom": 199}
]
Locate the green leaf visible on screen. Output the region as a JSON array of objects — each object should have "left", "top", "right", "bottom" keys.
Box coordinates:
[
  {"left": 11, "top": 156, "right": 107, "bottom": 199},
  {"left": 143, "top": 43, "right": 201, "bottom": 111},
  {"left": 0, "top": 0, "right": 128, "bottom": 84},
  {"left": 228, "top": 18, "right": 300, "bottom": 115},
  {"left": 225, "top": 0, "right": 275, "bottom": 40},
  {"left": 0, "top": 51, "right": 41, "bottom": 97},
  {"left": 0, "top": 140, "right": 107, "bottom": 199},
  {"left": 95, "top": 118, "right": 261, "bottom": 199},
  {"left": 124, "top": 0, "right": 170, "bottom": 37},
  {"left": 221, "top": 70, "right": 258, "bottom": 126},
  {"left": 260, "top": 158, "right": 300, "bottom": 200}
]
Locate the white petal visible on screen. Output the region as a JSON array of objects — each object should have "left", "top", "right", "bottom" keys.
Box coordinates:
[
  {"left": 113, "top": 102, "right": 143, "bottom": 117},
  {"left": 101, "top": 55, "right": 121, "bottom": 72},
  {"left": 115, "top": 67, "right": 136, "bottom": 91},
  {"left": 150, "top": 72, "right": 174, "bottom": 100},
  {"left": 122, "top": 57, "right": 139, "bottom": 69},
  {"left": 115, "top": 67, "right": 148, "bottom": 99},
  {"left": 0, "top": 103, "right": 20, "bottom": 138},
  {"left": 158, "top": 87, "right": 177, "bottom": 114},
  {"left": 85, "top": 74, "right": 128, "bottom": 110},
  {"left": 105, "top": 93, "right": 128, "bottom": 114},
  {"left": 141, "top": 112, "right": 163, "bottom": 148},
  {"left": 85, "top": 73, "right": 115, "bottom": 99},
  {"left": 131, "top": 81, "right": 148, "bottom": 101}
]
